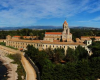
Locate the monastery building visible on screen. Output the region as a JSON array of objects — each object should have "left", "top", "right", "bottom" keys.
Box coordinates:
[{"left": 5, "top": 20, "right": 95, "bottom": 55}]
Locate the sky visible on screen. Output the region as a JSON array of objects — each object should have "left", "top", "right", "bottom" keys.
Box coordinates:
[{"left": 0, "top": 0, "right": 100, "bottom": 28}]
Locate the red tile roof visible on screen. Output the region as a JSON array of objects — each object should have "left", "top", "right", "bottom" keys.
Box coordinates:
[
  {"left": 45, "top": 36, "right": 61, "bottom": 38},
  {"left": 95, "top": 36, "right": 100, "bottom": 38},
  {"left": 81, "top": 36, "right": 95, "bottom": 38},
  {"left": 13, "top": 36, "right": 21, "bottom": 38},
  {"left": 63, "top": 20, "right": 68, "bottom": 25},
  {"left": 45, "top": 32, "right": 62, "bottom": 35},
  {"left": 81, "top": 36, "right": 89, "bottom": 38},
  {"left": 9, "top": 39, "right": 86, "bottom": 45}
]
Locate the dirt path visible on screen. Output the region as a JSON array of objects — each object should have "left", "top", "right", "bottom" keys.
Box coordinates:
[{"left": 21, "top": 55, "right": 37, "bottom": 80}]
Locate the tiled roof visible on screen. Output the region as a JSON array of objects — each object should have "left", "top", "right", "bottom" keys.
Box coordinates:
[
  {"left": 9, "top": 39, "right": 41, "bottom": 43},
  {"left": 13, "top": 36, "right": 37, "bottom": 39},
  {"left": 45, "top": 32, "right": 62, "bottom": 35},
  {"left": 67, "top": 39, "right": 73, "bottom": 42},
  {"left": 81, "top": 36, "right": 89, "bottom": 38},
  {"left": 95, "top": 36, "right": 100, "bottom": 38},
  {"left": 63, "top": 20, "right": 68, "bottom": 25},
  {"left": 8, "top": 39, "right": 85, "bottom": 45},
  {"left": 42, "top": 41, "right": 85, "bottom": 45},
  {"left": 45, "top": 36, "right": 61, "bottom": 38},
  {"left": 81, "top": 36, "right": 95, "bottom": 38},
  {"left": 45, "top": 32, "right": 72, "bottom": 35},
  {"left": 76, "top": 38, "right": 81, "bottom": 40},
  {"left": 13, "top": 36, "right": 21, "bottom": 38}
]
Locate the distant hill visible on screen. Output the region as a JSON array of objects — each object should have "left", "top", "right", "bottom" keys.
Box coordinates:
[
  {"left": 0, "top": 26, "right": 99, "bottom": 30},
  {"left": 0, "top": 26, "right": 62, "bottom": 30},
  {"left": 71, "top": 26, "right": 100, "bottom": 30}
]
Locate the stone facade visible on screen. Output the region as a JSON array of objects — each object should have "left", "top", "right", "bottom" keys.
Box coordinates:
[
  {"left": 44, "top": 20, "right": 72, "bottom": 42},
  {"left": 6, "top": 39, "right": 92, "bottom": 55},
  {"left": 5, "top": 20, "right": 94, "bottom": 55},
  {"left": 95, "top": 37, "right": 100, "bottom": 41}
]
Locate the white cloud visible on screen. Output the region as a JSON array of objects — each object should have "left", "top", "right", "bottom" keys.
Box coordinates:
[
  {"left": 0, "top": 0, "right": 99, "bottom": 27},
  {"left": 77, "top": 20, "right": 91, "bottom": 22},
  {"left": 88, "top": 0, "right": 100, "bottom": 13},
  {"left": 93, "top": 16, "right": 100, "bottom": 21},
  {"left": 77, "top": 16, "right": 100, "bottom": 23}
]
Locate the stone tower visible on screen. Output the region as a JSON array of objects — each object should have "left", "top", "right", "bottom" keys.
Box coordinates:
[
  {"left": 62, "top": 20, "right": 71, "bottom": 41},
  {"left": 6, "top": 35, "right": 12, "bottom": 40}
]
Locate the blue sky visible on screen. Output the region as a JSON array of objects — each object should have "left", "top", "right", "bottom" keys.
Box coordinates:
[{"left": 0, "top": 0, "right": 100, "bottom": 28}]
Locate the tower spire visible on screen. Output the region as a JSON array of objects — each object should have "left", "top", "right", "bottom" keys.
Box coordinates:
[{"left": 63, "top": 20, "right": 68, "bottom": 25}]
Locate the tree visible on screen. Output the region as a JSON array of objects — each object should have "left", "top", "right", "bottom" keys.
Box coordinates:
[
  {"left": 25, "top": 45, "right": 39, "bottom": 60},
  {"left": 20, "top": 36, "right": 24, "bottom": 39},
  {"left": 35, "top": 51, "right": 49, "bottom": 66},
  {"left": 75, "top": 45, "right": 89, "bottom": 61},
  {"left": 53, "top": 64, "right": 65, "bottom": 80},
  {"left": 64, "top": 62, "right": 77, "bottom": 79},
  {"left": 53, "top": 48, "right": 65, "bottom": 63},
  {"left": 41, "top": 60, "right": 54, "bottom": 80},
  {"left": 60, "top": 38, "right": 62, "bottom": 42},
  {"left": 65, "top": 47, "right": 76, "bottom": 62},
  {"left": 76, "top": 60, "right": 91, "bottom": 80},
  {"left": 45, "top": 48, "right": 54, "bottom": 60},
  {"left": 89, "top": 41, "right": 100, "bottom": 58},
  {"left": 29, "top": 32, "right": 33, "bottom": 40},
  {"left": 89, "top": 57, "right": 100, "bottom": 79}
]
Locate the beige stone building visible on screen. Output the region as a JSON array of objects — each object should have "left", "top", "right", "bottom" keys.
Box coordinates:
[
  {"left": 95, "top": 36, "right": 100, "bottom": 41},
  {"left": 5, "top": 20, "right": 93, "bottom": 55},
  {"left": 11, "top": 35, "right": 38, "bottom": 40},
  {"left": 44, "top": 20, "right": 72, "bottom": 42},
  {"left": 76, "top": 36, "right": 100, "bottom": 45},
  {"left": 6, "top": 39, "right": 91, "bottom": 55}
]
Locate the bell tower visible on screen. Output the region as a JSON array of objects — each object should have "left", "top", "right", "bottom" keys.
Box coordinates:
[
  {"left": 63, "top": 20, "right": 70, "bottom": 35},
  {"left": 62, "top": 20, "right": 71, "bottom": 41}
]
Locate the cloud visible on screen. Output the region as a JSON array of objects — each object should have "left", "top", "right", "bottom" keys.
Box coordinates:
[
  {"left": 0, "top": 0, "right": 99, "bottom": 27},
  {"left": 88, "top": 0, "right": 100, "bottom": 13},
  {"left": 93, "top": 16, "right": 100, "bottom": 21},
  {"left": 77, "top": 20, "right": 91, "bottom": 22},
  {"left": 77, "top": 16, "right": 100, "bottom": 23}
]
